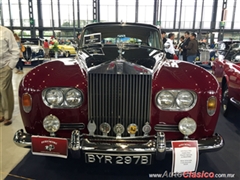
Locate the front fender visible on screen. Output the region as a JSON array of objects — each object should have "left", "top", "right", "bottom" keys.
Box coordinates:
[
  {"left": 151, "top": 60, "right": 221, "bottom": 140},
  {"left": 19, "top": 59, "right": 88, "bottom": 137}
]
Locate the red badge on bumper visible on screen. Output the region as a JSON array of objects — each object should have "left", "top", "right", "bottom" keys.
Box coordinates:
[
  {"left": 31, "top": 136, "right": 68, "bottom": 158},
  {"left": 24, "top": 61, "right": 31, "bottom": 65}
]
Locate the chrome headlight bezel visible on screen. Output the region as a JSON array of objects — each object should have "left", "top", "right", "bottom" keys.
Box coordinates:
[
  {"left": 176, "top": 91, "right": 195, "bottom": 109},
  {"left": 65, "top": 89, "right": 83, "bottom": 107},
  {"left": 42, "top": 87, "right": 84, "bottom": 108},
  {"left": 155, "top": 91, "right": 175, "bottom": 109},
  {"left": 45, "top": 88, "right": 64, "bottom": 106},
  {"left": 178, "top": 117, "right": 197, "bottom": 136},
  {"left": 43, "top": 114, "right": 60, "bottom": 133},
  {"left": 155, "top": 90, "right": 197, "bottom": 111}
]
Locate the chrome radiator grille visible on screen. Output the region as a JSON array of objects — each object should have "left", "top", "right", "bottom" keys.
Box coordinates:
[{"left": 88, "top": 73, "right": 152, "bottom": 136}]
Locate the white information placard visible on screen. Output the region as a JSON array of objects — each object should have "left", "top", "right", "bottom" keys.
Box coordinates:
[{"left": 171, "top": 140, "right": 199, "bottom": 173}]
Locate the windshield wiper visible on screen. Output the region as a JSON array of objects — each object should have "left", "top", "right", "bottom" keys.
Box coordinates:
[
  {"left": 81, "top": 43, "right": 103, "bottom": 49},
  {"left": 122, "top": 43, "right": 163, "bottom": 52}
]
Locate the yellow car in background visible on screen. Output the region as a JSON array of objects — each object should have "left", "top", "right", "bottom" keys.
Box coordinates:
[{"left": 50, "top": 44, "right": 77, "bottom": 57}]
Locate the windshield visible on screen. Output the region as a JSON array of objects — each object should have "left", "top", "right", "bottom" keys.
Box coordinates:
[
  {"left": 81, "top": 25, "right": 161, "bottom": 49},
  {"left": 214, "top": 43, "right": 226, "bottom": 50},
  {"left": 231, "top": 50, "right": 240, "bottom": 62}
]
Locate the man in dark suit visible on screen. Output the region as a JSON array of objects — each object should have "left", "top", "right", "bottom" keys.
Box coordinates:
[
  {"left": 186, "top": 33, "right": 198, "bottom": 63},
  {"left": 161, "top": 31, "right": 167, "bottom": 45},
  {"left": 181, "top": 31, "right": 190, "bottom": 61}
]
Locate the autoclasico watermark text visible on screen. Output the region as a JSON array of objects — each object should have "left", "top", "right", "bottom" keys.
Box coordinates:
[{"left": 149, "top": 171, "right": 235, "bottom": 178}]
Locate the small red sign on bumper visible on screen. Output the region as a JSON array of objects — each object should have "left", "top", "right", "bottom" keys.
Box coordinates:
[
  {"left": 24, "top": 61, "right": 31, "bottom": 65},
  {"left": 31, "top": 136, "right": 68, "bottom": 158}
]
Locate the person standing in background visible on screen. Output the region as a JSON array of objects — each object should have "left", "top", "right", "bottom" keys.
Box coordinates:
[
  {"left": 43, "top": 39, "right": 50, "bottom": 59},
  {"left": 76, "top": 33, "right": 81, "bottom": 48},
  {"left": 177, "top": 36, "right": 185, "bottom": 60},
  {"left": 186, "top": 33, "right": 198, "bottom": 63},
  {"left": 181, "top": 31, "right": 190, "bottom": 61},
  {"left": 210, "top": 41, "right": 215, "bottom": 49},
  {"left": 0, "top": 26, "right": 20, "bottom": 125},
  {"left": 164, "top": 33, "right": 176, "bottom": 59},
  {"left": 14, "top": 33, "right": 24, "bottom": 74},
  {"left": 161, "top": 31, "right": 167, "bottom": 45}
]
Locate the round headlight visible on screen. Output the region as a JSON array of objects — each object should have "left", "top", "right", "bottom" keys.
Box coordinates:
[
  {"left": 43, "top": 115, "right": 60, "bottom": 133},
  {"left": 156, "top": 91, "right": 175, "bottom": 109},
  {"left": 178, "top": 117, "right": 197, "bottom": 136},
  {"left": 45, "top": 89, "right": 64, "bottom": 106},
  {"left": 176, "top": 91, "right": 194, "bottom": 109},
  {"left": 65, "top": 89, "right": 83, "bottom": 107}
]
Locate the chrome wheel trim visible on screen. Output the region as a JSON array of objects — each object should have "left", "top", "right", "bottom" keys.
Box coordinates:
[
  {"left": 222, "top": 87, "right": 229, "bottom": 112},
  {"left": 65, "top": 51, "right": 70, "bottom": 57}
]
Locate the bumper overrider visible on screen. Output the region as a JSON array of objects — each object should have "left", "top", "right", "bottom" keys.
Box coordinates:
[{"left": 13, "top": 129, "right": 224, "bottom": 160}]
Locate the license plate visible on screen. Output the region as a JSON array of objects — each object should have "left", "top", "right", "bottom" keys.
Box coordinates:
[
  {"left": 85, "top": 153, "right": 151, "bottom": 165},
  {"left": 31, "top": 136, "right": 68, "bottom": 158}
]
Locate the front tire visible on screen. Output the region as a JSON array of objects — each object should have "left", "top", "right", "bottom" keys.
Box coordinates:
[
  {"left": 49, "top": 49, "right": 54, "bottom": 57},
  {"left": 64, "top": 51, "right": 70, "bottom": 57}
]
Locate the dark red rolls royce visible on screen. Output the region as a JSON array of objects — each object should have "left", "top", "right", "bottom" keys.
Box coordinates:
[
  {"left": 14, "top": 22, "right": 223, "bottom": 164},
  {"left": 212, "top": 43, "right": 240, "bottom": 116}
]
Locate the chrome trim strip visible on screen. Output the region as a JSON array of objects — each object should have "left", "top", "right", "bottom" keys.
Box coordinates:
[
  {"left": 60, "top": 123, "right": 85, "bottom": 130},
  {"left": 154, "top": 124, "right": 179, "bottom": 132},
  {"left": 230, "top": 97, "right": 240, "bottom": 108}
]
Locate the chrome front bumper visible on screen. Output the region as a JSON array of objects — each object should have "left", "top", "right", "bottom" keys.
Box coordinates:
[{"left": 13, "top": 129, "right": 224, "bottom": 160}]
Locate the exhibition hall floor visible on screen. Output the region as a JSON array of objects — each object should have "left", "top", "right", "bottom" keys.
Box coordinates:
[{"left": 1, "top": 64, "right": 240, "bottom": 180}]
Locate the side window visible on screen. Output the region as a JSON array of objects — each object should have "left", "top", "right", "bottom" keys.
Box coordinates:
[
  {"left": 148, "top": 32, "right": 153, "bottom": 47},
  {"left": 148, "top": 31, "right": 160, "bottom": 49},
  {"left": 226, "top": 50, "right": 238, "bottom": 60}
]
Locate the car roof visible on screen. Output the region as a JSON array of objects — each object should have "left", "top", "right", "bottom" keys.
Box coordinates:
[
  {"left": 218, "top": 40, "right": 240, "bottom": 43},
  {"left": 84, "top": 22, "right": 159, "bottom": 30}
]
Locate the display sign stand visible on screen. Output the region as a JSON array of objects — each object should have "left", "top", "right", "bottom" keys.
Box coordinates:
[{"left": 171, "top": 140, "right": 199, "bottom": 173}]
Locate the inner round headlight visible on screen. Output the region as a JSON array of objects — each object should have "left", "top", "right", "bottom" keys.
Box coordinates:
[
  {"left": 178, "top": 117, "right": 197, "bottom": 136},
  {"left": 176, "top": 91, "right": 194, "bottom": 109},
  {"left": 45, "top": 89, "right": 64, "bottom": 106},
  {"left": 65, "top": 89, "right": 83, "bottom": 107},
  {"left": 156, "top": 91, "right": 175, "bottom": 109},
  {"left": 43, "top": 114, "right": 60, "bottom": 133}
]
